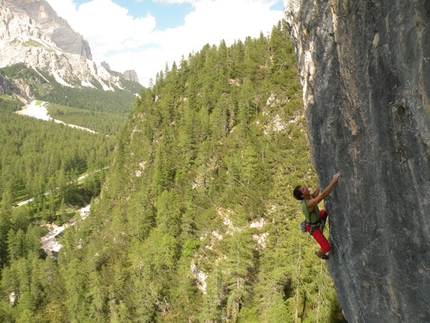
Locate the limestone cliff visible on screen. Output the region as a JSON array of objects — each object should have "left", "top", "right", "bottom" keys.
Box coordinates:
[
  {"left": 0, "top": 74, "right": 32, "bottom": 102},
  {"left": 12, "top": 0, "right": 92, "bottom": 60},
  {"left": 123, "top": 70, "right": 139, "bottom": 83},
  {"left": 101, "top": 61, "right": 111, "bottom": 71},
  {"left": 0, "top": 0, "right": 129, "bottom": 96},
  {"left": 284, "top": 0, "right": 430, "bottom": 322}
]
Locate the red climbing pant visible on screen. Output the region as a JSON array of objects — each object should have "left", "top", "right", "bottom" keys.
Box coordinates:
[{"left": 305, "top": 210, "right": 331, "bottom": 253}]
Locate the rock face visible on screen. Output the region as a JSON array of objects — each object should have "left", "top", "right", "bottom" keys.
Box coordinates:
[
  {"left": 11, "top": 0, "right": 92, "bottom": 60},
  {"left": 284, "top": 1, "right": 430, "bottom": 322},
  {"left": 101, "top": 61, "right": 111, "bottom": 71},
  {"left": 0, "top": 74, "right": 33, "bottom": 102},
  {"left": 0, "top": 0, "right": 128, "bottom": 96},
  {"left": 123, "top": 70, "right": 139, "bottom": 83}
]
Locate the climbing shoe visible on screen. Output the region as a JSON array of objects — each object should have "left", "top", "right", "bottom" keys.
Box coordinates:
[{"left": 315, "top": 249, "right": 329, "bottom": 260}]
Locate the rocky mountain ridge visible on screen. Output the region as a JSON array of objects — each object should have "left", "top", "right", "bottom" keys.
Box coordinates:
[
  {"left": 0, "top": 0, "right": 140, "bottom": 103},
  {"left": 284, "top": 0, "right": 430, "bottom": 322},
  {"left": 11, "top": 0, "right": 92, "bottom": 60},
  {"left": 123, "top": 70, "right": 139, "bottom": 83},
  {"left": 0, "top": 73, "right": 33, "bottom": 102}
]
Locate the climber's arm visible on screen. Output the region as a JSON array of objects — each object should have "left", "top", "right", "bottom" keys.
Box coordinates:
[
  {"left": 311, "top": 187, "right": 320, "bottom": 198},
  {"left": 306, "top": 172, "right": 341, "bottom": 212}
]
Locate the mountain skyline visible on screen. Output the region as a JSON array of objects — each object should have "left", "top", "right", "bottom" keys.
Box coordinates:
[{"left": 48, "top": 0, "right": 284, "bottom": 86}]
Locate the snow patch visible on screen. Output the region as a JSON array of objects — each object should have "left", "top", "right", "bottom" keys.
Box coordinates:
[
  {"left": 53, "top": 73, "right": 73, "bottom": 87},
  {"left": 15, "top": 100, "right": 50, "bottom": 120},
  {"left": 15, "top": 100, "right": 97, "bottom": 134},
  {"left": 30, "top": 65, "right": 50, "bottom": 83},
  {"left": 81, "top": 80, "right": 96, "bottom": 88}
]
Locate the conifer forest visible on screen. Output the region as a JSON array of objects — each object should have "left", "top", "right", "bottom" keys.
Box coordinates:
[{"left": 0, "top": 21, "right": 345, "bottom": 322}]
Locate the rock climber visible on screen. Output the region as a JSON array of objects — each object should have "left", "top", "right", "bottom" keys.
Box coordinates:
[{"left": 293, "top": 172, "right": 341, "bottom": 259}]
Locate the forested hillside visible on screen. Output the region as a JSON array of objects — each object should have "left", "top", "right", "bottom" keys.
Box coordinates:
[
  {"left": 0, "top": 21, "right": 344, "bottom": 322},
  {"left": 1, "top": 63, "right": 141, "bottom": 114},
  {"left": 0, "top": 94, "right": 116, "bottom": 322},
  {"left": 1, "top": 63, "right": 142, "bottom": 135}
]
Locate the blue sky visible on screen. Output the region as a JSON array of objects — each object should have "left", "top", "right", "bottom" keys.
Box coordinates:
[
  {"left": 72, "top": 0, "right": 194, "bottom": 30},
  {"left": 49, "top": 0, "right": 285, "bottom": 86}
]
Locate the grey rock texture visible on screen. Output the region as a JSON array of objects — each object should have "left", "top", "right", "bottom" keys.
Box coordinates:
[
  {"left": 0, "top": 0, "right": 127, "bottom": 95},
  {"left": 11, "top": 0, "right": 92, "bottom": 60},
  {"left": 284, "top": 0, "right": 430, "bottom": 322},
  {"left": 101, "top": 61, "right": 111, "bottom": 71},
  {"left": 0, "top": 74, "right": 32, "bottom": 102},
  {"left": 123, "top": 70, "right": 139, "bottom": 83}
]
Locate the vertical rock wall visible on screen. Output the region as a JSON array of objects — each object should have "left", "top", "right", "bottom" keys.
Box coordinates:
[
  {"left": 284, "top": 1, "right": 430, "bottom": 322},
  {"left": 10, "top": 0, "right": 93, "bottom": 60}
]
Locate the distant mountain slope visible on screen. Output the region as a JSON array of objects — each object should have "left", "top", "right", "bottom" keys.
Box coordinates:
[
  {"left": 0, "top": 73, "right": 32, "bottom": 103},
  {"left": 1, "top": 63, "right": 141, "bottom": 115},
  {"left": 0, "top": 0, "right": 143, "bottom": 108},
  {"left": 10, "top": 0, "right": 92, "bottom": 60}
]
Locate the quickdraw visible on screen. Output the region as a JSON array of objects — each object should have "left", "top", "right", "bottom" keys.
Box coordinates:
[{"left": 300, "top": 220, "right": 325, "bottom": 235}]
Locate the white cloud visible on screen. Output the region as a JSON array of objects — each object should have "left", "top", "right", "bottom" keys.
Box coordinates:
[
  {"left": 150, "top": 0, "right": 200, "bottom": 4},
  {"left": 48, "top": 0, "right": 284, "bottom": 86}
]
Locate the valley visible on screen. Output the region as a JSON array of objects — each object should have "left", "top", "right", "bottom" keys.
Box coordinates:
[
  {"left": 15, "top": 100, "right": 97, "bottom": 134},
  {"left": 0, "top": 0, "right": 344, "bottom": 319}
]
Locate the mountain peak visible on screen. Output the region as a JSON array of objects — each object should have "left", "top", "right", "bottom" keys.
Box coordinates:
[
  {"left": 0, "top": 0, "right": 142, "bottom": 99},
  {"left": 123, "top": 70, "right": 139, "bottom": 83},
  {"left": 101, "top": 61, "right": 111, "bottom": 71},
  {"left": 6, "top": 0, "right": 92, "bottom": 59}
]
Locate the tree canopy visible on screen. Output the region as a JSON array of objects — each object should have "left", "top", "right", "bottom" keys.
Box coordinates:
[{"left": 0, "top": 20, "right": 344, "bottom": 322}]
